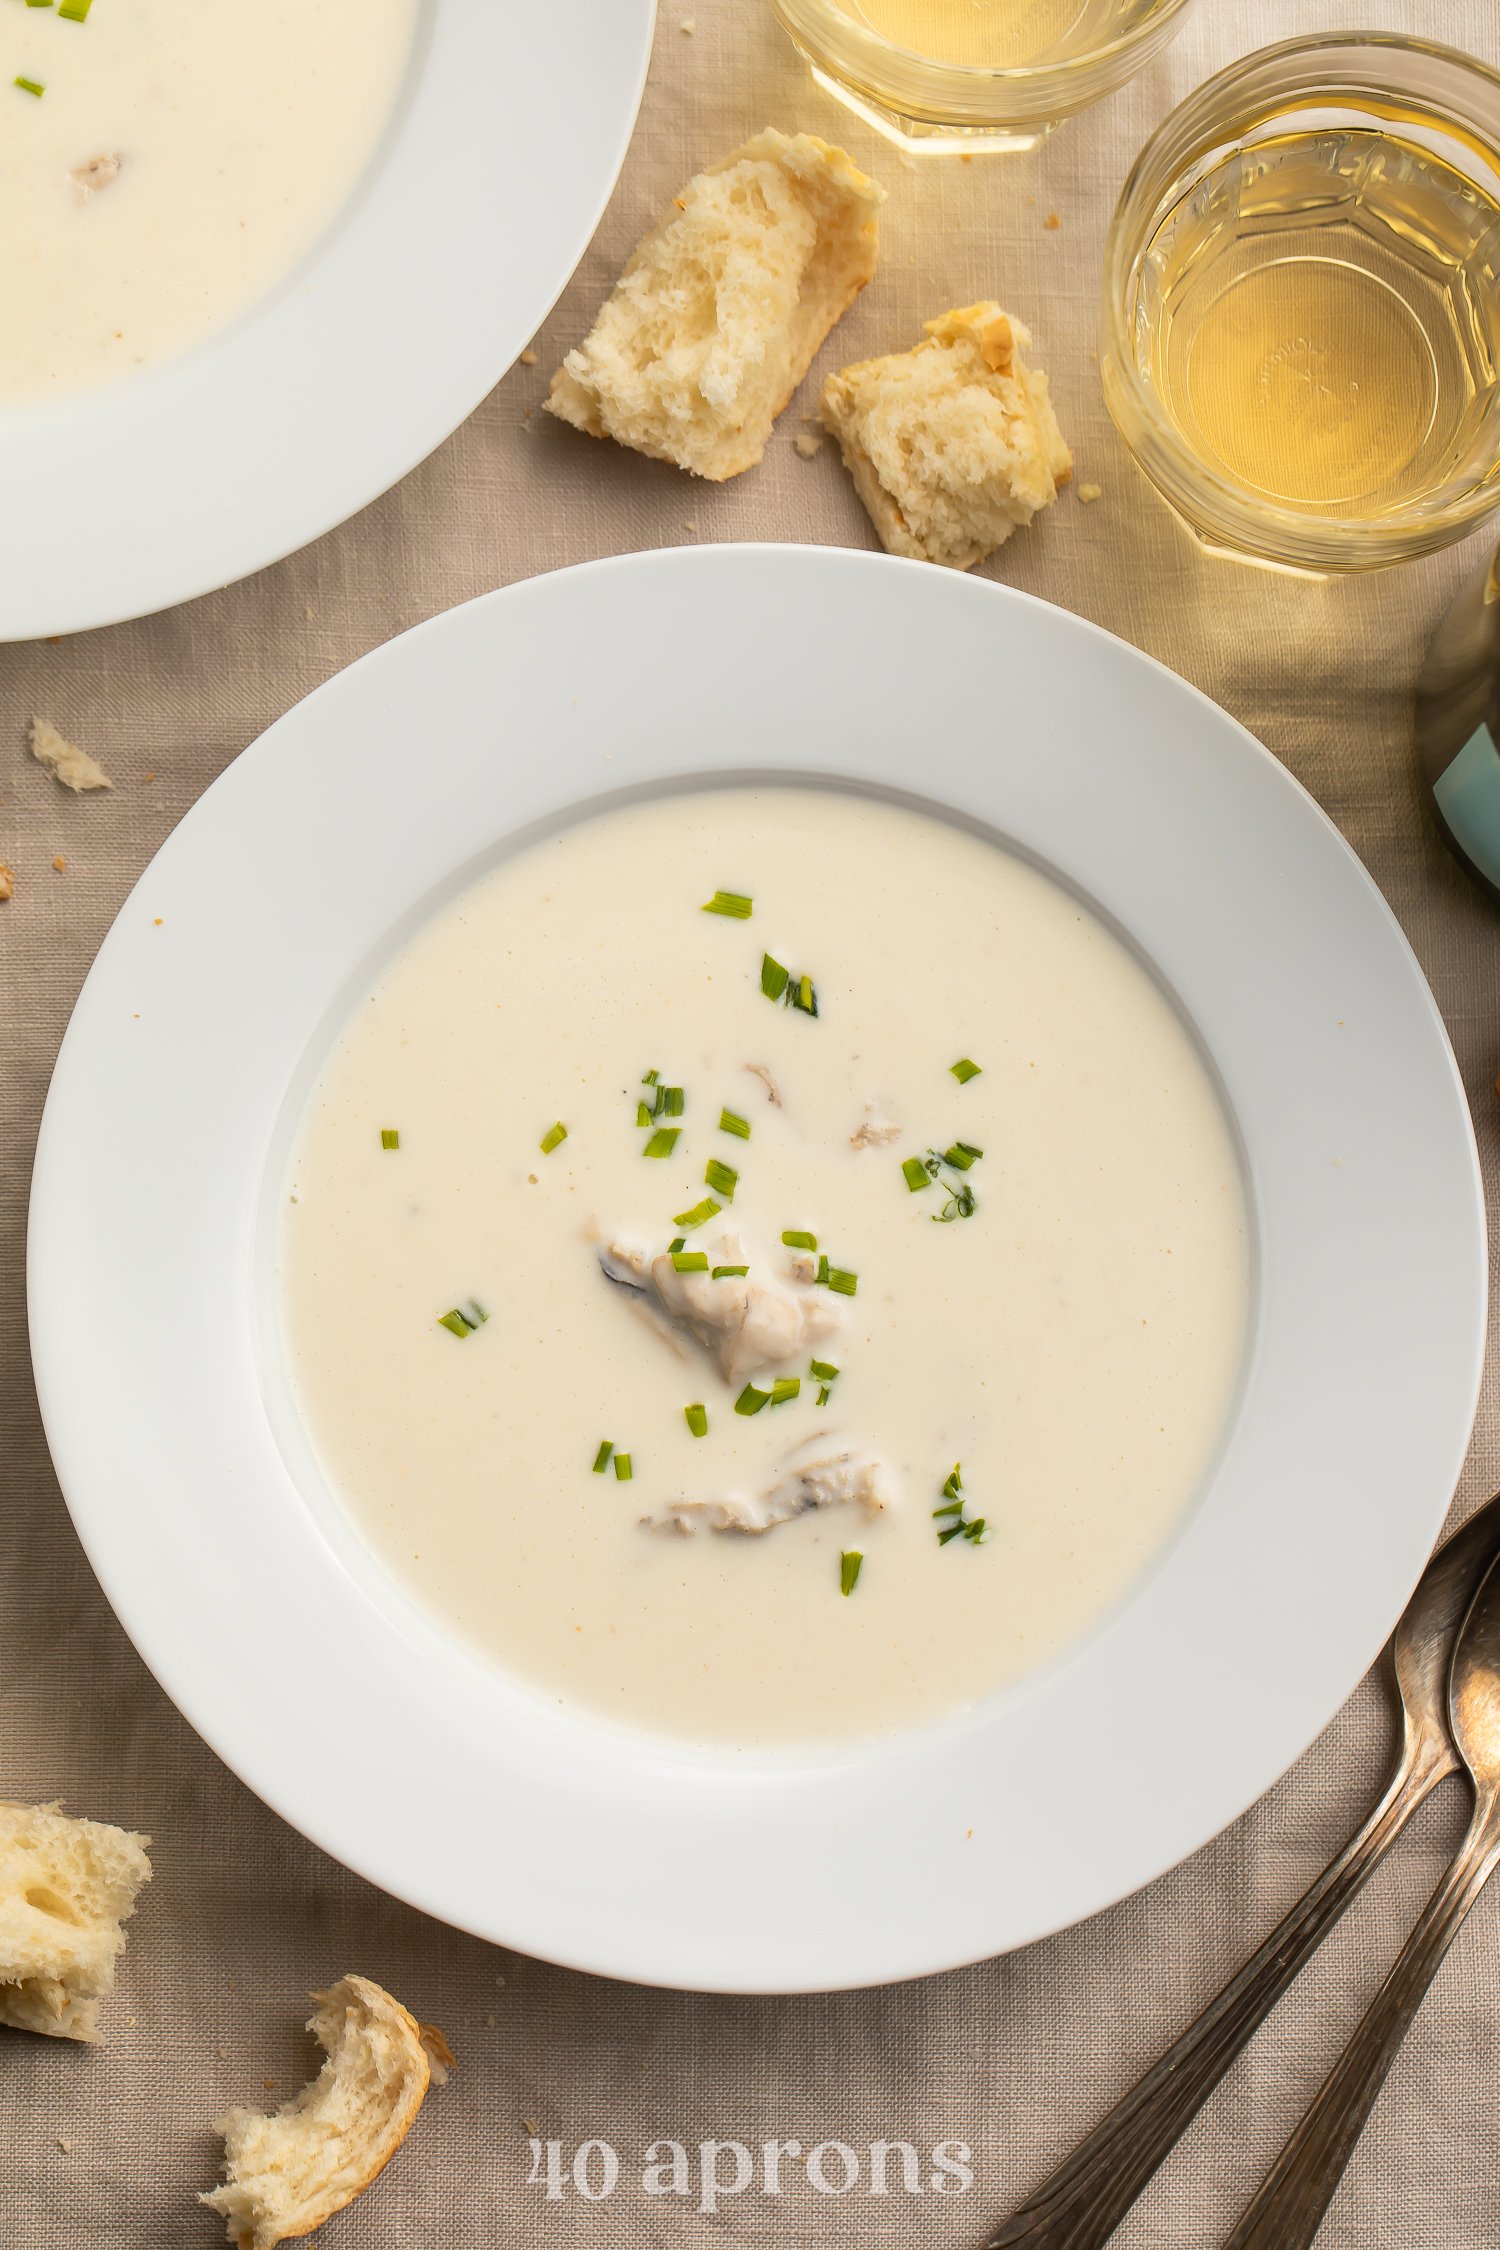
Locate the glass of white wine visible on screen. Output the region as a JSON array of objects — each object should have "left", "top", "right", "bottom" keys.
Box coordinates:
[
  {"left": 770, "top": 0, "right": 1198, "bottom": 153},
  {"left": 1102, "top": 34, "right": 1500, "bottom": 574}
]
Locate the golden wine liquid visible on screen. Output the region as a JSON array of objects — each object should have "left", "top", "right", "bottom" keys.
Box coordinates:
[
  {"left": 840, "top": 0, "right": 1163, "bottom": 70},
  {"left": 1137, "top": 120, "right": 1500, "bottom": 519}
]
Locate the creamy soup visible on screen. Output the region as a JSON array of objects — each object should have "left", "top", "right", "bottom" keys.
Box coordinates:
[
  {"left": 280, "top": 790, "right": 1247, "bottom": 1748},
  {"left": 0, "top": 0, "right": 418, "bottom": 405}
]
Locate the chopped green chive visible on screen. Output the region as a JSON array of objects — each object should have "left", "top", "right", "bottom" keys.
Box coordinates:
[
  {"left": 24, "top": 1, "right": 51, "bottom": 10},
  {"left": 826, "top": 1267, "right": 858, "bottom": 1296},
  {"left": 760, "top": 953, "right": 820, "bottom": 1015},
  {"left": 642, "top": 1069, "right": 660, "bottom": 1087},
  {"left": 592, "top": 1441, "right": 614, "bottom": 1474},
  {"left": 951, "top": 1058, "right": 983, "bottom": 1084},
  {"left": 661, "top": 1084, "right": 685, "bottom": 1118},
  {"left": 908, "top": 1145, "right": 981, "bottom": 1223},
  {"left": 768, "top": 1376, "right": 801, "bottom": 1407},
  {"left": 437, "top": 1299, "right": 488, "bottom": 1339},
  {"left": 673, "top": 1196, "right": 721, "bottom": 1231},
  {"left": 935, "top": 1462, "right": 988, "bottom": 1548},
  {"left": 668, "top": 1237, "right": 687, "bottom": 1254},
  {"left": 840, "top": 1550, "right": 863, "bottom": 1597},
  {"left": 671, "top": 1250, "right": 709, "bottom": 1274},
  {"left": 704, "top": 1157, "right": 738, "bottom": 1200},
  {"left": 781, "top": 1229, "right": 818, "bottom": 1251},
  {"left": 935, "top": 1180, "right": 977, "bottom": 1223},
  {"left": 810, "top": 1359, "right": 839, "bottom": 1382},
  {"left": 642, "top": 1127, "right": 681, "bottom": 1159},
  {"left": 614, "top": 1451, "right": 633, "bottom": 1482},
  {"left": 712, "top": 1264, "right": 749, "bottom": 1279},
  {"left": 539, "top": 1120, "right": 568, "bottom": 1155},
  {"left": 735, "top": 1383, "right": 770, "bottom": 1416},
  {"left": 718, "top": 1108, "right": 751, "bottom": 1141},
  {"left": 635, "top": 1101, "right": 653, "bottom": 1128},
  {"left": 380, "top": 1128, "right": 400, "bottom": 1151},
  {"left": 703, "top": 889, "right": 753, "bottom": 919},
  {"left": 685, "top": 1402, "right": 709, "bottom": 1438},
  {"left": 58, "top": 0, "right": 93, "bottom": 17},
  {"left": 14, "top": 76, "right": 44, "bottom": 95}
]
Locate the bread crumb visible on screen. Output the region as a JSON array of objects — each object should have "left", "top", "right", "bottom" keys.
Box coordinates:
[
  {"left": 261, "top": 2079, "right": 276, "bottom": 2092},
  {"left": 546, "top": 130, "right": 884, "bottom": 480},
  {"left": 483, "top": 2010, "right": 497, "bottom": 2028},
  {"left": 1044, "top": 211, "right": 1061, "bottom": 229},
  {"left": 141, "top": 770, "right": 157, "bottom": 783},
  {"left": 821, "top": 301, "right": 1071, "bottom": 570},
  {"left": 519, "top": 348, "right": 539, "bottom": 366},
  {"left": 793, "top": 431, "right": 822, "bottom": 458},
  {"left": 1077, "top": 481, "right": 1102, "bottom": 503},
  {"left": 680, "top": 14, "right": 695, "bottom": 28},
  {"left": 216, "top": 2045, "right": 228, "bottom": 2060},
  {"left": 30, "top": 716, "right": 113, "bottom": 793},
  {"left": 52, "top": 855, "right": 66, "bottom": 873},
  {"left": 417, "top": 2023, "right": 457, "bottom": 2085},
  {"left": 55, "top": 2136, "right": 73, "bottom": 2153},
  {"left": 303, "top": 606, "right": 314, "bottom": 621},
  {"left": 523, "top": 2117, "right": 541, "bottom": 2136},
  {"left": 0, "top": 864, "right": 13, "bottom": 902}
]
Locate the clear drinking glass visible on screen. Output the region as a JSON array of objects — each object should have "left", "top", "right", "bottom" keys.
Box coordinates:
[
  {"left": 770, "top": 0, "right": 1199, "bottom": 155},
  {"left": 1101, "top": 35, "right": 1500, "bottom": 574}
]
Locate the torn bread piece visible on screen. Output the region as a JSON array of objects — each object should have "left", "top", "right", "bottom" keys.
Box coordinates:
[
  {"left": 203, "top": 1975, "right": 441, "bottom": 2250},
  {"left": 821, "top": 302, "right": 1071, "bottom": 569},
  {"left": 30, "top": 717, "right": 113, "bottom": 793},
  {"left": 547, "top": 129, "right": 884, "bottom": 480},
  {"left": 0, "top": 1800, "right": 151, "bottom": 2041}
]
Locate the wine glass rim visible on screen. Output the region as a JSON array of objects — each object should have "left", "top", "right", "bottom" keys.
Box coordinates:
[{"left": 772, "top": 0, "right": 1200, "bottom": 88}]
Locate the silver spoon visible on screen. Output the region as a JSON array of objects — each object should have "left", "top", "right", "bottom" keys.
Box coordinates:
[
  {"left": 1224, "top": 1543, "right": 1500, "bottom": 2247},
  {"left": 987, "top": 1491, "right": 1500, "bottom": 2250}
]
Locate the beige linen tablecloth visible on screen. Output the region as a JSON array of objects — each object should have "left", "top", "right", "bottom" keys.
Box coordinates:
[{"left": 6, "top": 1, "right": 1500, "bottom": 2241}]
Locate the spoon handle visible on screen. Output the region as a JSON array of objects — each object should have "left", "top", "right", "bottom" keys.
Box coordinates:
[
  {"left": 1223, "top": 1796, "right": 1500, "bottom": 2250},
  {"left": 986, "top": 1738, "right": 1445, "bottom": 2250}
]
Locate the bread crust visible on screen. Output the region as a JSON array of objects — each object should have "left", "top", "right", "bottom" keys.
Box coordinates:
[
  {"left": 821, "top": 301, "right": 1072, "bottom": 569},
  {"left": 0, "top": 1799, "right": 152, "bottom": 2042},
  {"left": 547, "top": 128, "right": 883, "bottom": 480},
  {"left": 202, "top": 1974, "right": 436, "bottom": 2250}
]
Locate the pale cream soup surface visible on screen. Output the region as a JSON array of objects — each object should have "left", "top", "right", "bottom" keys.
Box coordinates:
[
  {"left": 0, "top": 0, "right": 418, "bottom": 405},
  {"left": 281, "top": 789, "right": 1248, "bottom": 1748}
]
